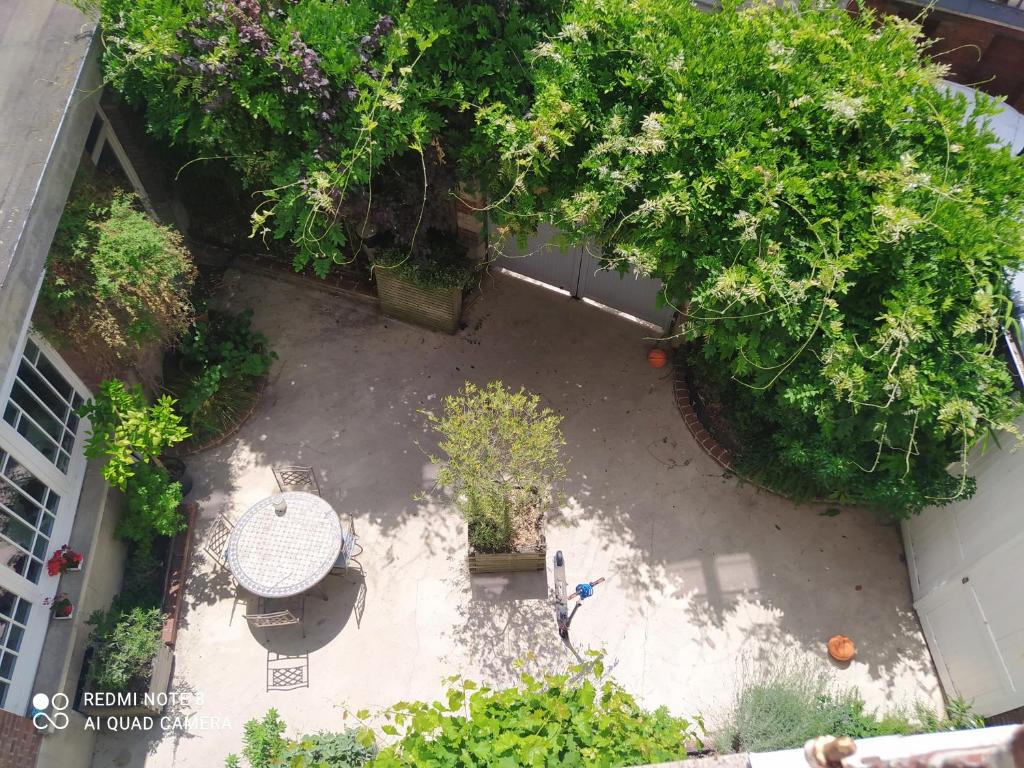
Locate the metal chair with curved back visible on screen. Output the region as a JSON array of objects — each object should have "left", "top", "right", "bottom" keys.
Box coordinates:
[
  {"left": 245, "top": 595, "right": 306, "bottom": 639},
  {"left": 203, "top": 511, "right": 235, "bottom": 574},
  {"left": 272, "top": 465, "right": 321, "bottom": 496},
  {"left": 330, "top": 515, "right": 363, "bottom": 577}
]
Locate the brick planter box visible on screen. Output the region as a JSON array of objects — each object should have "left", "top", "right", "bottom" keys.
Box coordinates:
[
  {"left": 375, "top": 269, "right": 463, "bottom": 334},
  {"left": 161, "top": 502, "right": 198, "bottom": 646}
]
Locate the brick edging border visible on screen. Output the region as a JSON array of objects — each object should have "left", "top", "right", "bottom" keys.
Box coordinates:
[
  {"left": 672, "top": 350, "right": 856, "bottom": 507},
  {"left": 672, "top": 353, "right": 735, "bottom": 472}
]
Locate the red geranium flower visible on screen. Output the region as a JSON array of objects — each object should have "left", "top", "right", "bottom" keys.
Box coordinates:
[{"left": 46, "top": 545, "right": 83, "bottom": 577}]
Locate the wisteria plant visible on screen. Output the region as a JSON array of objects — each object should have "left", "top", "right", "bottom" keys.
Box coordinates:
[{"left": 481, "top": 0, "right": 1024, "bottom": 515}]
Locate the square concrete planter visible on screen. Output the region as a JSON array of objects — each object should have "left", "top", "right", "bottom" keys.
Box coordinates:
[
  {"left": 468, "top": 536, "right": 547, "bottom": 574},
  {"left": 375, "top": 269, "right": 463, "bottom": 334}
]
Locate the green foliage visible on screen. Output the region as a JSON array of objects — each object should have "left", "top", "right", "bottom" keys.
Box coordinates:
[
  {"left": 916, "top": 697, "right": 987, "bottom": 732},
  {"left": 94, "top": 0, "right": 559, "bottom": 276},
  {"left": 85, "top": 605, "right": 163, "bottom": 692},
  {"left": 369, "top": 659, "right": 700, "bottom": 767},
  {"left": 79, "top": 380, "right": 189, "bottom": 543},
  {"left": 225, "top": 709, "right": 376, "bottom": 768},
  {"left": 225, "top": 663, "right": 697, "bottom": 767},
  {"left": 282, "top": 731, "right": 378, "bottom": 767},
  {"left": 180, "top": 309, "right": 276, "bottom": 383},
  {"left": 169, "top": 309, "right": 276, "bottom": 443},
  {"left": 373, "top": 237, "right": 474, "bottom": 291},
  {"left": 483, "top": 0, "right": 1024, "bottom": 517},
  {"left": 237, "top": 709, "right": 288, "bottom": 768},
  {"left": 716, "top": 657, "right": 984, "bottom": 752},
  {"left": 461, "top": 491, "right": 513, "bottom": 553},
  {"left": 425, "top": 381, "right": 566, "bottom": 552},
  {"left": 79, "top": 380, "right": 190, "bottom": 488},
  {"left": 117, "top": 541, "right": 165, "bottom": 611},
  {"left": 39, "top": 174, "right": 195, "bottom": 371},
  {"left": 121, "top": 462, "right": 186, "bottom": 543}
]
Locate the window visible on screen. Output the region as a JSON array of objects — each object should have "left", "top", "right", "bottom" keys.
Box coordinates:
[
  {"left": 0, "top": 336, "right": 88, "bottom": 715},
  {"left": 0, "top": 450, "right": 59, "bottom": 584},
  {"left": 0, "top": 589, "right": 32, "bottom": 709},
  {"left": 2, "top": 340, "right": 83, "bottom": 472}
]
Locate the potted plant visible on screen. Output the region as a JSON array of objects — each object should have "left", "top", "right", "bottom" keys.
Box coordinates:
[
  {"left": 78, "top": 380, "right": 191, "bottom": 547},
  {"left": 426, "top": 381, "right": 566, "bottom": 573},
  {"left": 47, "top": 545, "right": 83, "bottom": 576},
  {"left": 49, "top": 593, "right": 74, "bottom": 620},
  {"left": 372, "top": 232, "right": 475, "bottom": 334}
]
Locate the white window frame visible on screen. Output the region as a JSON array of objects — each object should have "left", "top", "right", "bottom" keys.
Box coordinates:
[{"left": 0, "top": 329, "right": 90, "bottom": 713}]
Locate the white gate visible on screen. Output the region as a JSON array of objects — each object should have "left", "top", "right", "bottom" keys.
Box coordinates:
[
  {"left": 497, "top": 224, "right": 676, "bottom": 330},
  {"left": 903, "top": 418, "right": 1024, "bottom": 718}
]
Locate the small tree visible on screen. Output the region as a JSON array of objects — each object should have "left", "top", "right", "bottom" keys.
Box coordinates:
[
  {"left": 79, "top": 380, "right": 190, "bottom": 544},
  {"left": 426, "top": 381, "right": 566, "bottom": 552}
]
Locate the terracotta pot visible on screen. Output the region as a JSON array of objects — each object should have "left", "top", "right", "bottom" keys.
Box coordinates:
[
  {"left": 827, "top": 634, "right": 856, "bottom": 662},
  {"left": 648, "top": 348, "right": 668, "bottom": 368}
]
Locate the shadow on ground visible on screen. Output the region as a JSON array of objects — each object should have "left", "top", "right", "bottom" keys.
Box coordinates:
[{"left": 92, "top": 268, "right": 941, "bottom": 768}]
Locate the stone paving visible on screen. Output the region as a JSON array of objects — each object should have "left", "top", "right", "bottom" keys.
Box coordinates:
[{"left": 92, "top": 268, "right": 943, "bottom": 767}]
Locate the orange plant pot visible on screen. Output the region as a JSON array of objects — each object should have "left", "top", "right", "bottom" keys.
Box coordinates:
[
  {"left": 648, "top": 348, "right": 668, "bottom": 368},
  {"left": 827, "top": 634, "right": 856, "bottom": 662}
]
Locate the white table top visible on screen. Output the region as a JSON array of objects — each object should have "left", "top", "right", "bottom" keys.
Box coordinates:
[{"left": 226, "top": 491, "right": 342, "bottom": 598}]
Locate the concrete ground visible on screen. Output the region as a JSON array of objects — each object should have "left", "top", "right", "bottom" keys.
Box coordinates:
[{"left": 92, "top": 269, "right": 942, "bottom": 767}]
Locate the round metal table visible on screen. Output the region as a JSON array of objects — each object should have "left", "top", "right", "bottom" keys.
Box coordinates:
[{"left": 226, "top": 491, "right": 342, "bottom": 598}]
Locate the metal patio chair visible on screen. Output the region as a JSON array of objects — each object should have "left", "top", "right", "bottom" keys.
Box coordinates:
[
  {"left": 272, "top": 465, "right": 321, "bottom": 496},
  {"left": 246, "top": 595, "right": 305, "bottom": 638},
  {"left": 329, "top": 515, "right": 363, "bottom": 577},
  {"left": 203, "top": 511, "right": 235, "bottom": 572}
]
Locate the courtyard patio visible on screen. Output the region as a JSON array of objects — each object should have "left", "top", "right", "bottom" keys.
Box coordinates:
[{"left": 93, "top": 268, "right": 943, "bottom": 767}]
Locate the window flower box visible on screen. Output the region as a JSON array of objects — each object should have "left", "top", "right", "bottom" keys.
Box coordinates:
[
  {"left": 47, "top": 545, "right": 83, "bottom": 577},
  {"left": 48, "top": 594, "right": 74, "bottom": 620}
]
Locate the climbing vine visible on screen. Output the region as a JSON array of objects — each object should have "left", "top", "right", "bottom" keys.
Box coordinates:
[
  {"left": 89, "top": 0, "right": 558, "bottom": 275},
  {"left": 481, "top": 0, "right": 1024, "bottom": 515}
]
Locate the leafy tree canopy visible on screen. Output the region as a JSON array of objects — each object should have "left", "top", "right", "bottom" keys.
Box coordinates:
[{"left": 481, "top": 0, "right": 1024, "bottom": 515}]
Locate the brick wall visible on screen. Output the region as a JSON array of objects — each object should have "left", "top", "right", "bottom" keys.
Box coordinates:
[
  {"left": 857, "top": 0, "right": 1024, "bottom": 112},
  {"left": 0, "top": 710, "right": 40, "bottom": 768}
]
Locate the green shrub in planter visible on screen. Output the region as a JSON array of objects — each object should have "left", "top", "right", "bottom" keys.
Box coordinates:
[
  {"left": 426, "top": 381, "right": 565, "bottom": 555},
  {"left": 86, "top": 605, "right": 163, "bottom": 693},
  {"left": 714, "top": 654, "right": 986, "bottom": 752},
  {"left": 224, "top": 709, "right": 377, "bottom": 768},
  {"left": 372, "top": 236, "right": 474, "bottom": 333},
  {"left": 39, "top": 174, "right": 195, "bottom": 373}
]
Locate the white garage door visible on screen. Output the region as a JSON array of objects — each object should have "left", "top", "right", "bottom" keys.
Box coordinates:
[
  {"left": 496, "top": 225, "right": 676, "bottom": 330},
  {"left": 903, "top": 422, "right": 1024, "bottom": 717}
]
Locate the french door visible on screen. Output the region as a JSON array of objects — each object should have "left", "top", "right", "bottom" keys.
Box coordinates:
[{"left": 0, "top": 332, "right": 90, "bottom": 713}]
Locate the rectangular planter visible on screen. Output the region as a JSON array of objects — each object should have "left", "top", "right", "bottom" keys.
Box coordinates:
[
  {"left": 375, "top": 269, "right": 463, "bottom": 334},
  {"left": 81, "top": 643, "right": 174, "bottom": 719},
  {"left": 161, "top": 502, "right": 197, "bottom": 646},
  {"left": 468, "top": 537, "right": 547, "bottom": 574}
]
